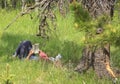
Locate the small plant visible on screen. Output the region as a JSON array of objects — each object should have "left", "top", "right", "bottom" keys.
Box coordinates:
[{"left": 0, "top": 64, "right": 14, "bottom": 84}]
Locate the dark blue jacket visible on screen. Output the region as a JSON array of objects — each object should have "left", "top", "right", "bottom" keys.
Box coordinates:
[{"left": 15, "top": 40, "right": 32, "bottom": 59}]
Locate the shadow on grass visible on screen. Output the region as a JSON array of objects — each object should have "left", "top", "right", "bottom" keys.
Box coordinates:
[
  {"left": 0, "top": 32, "right": 42, "bottom": 57},
  {"left": 0, "top": 32, "right": 84, "bottom": 64}
]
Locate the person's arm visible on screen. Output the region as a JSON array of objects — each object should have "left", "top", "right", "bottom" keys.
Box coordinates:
[{"left": 26, "top": 50, "right": 34, "bottom": 60}]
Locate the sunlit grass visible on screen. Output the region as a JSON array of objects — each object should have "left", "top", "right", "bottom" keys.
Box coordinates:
[{"left": 0, "top": 9, "right": 120, "bottom": 84}]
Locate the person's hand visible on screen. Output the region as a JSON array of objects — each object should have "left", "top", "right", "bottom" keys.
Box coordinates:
[
  {"left": 26, "top": 50, "right": 34, "bottom": 60},
  {"left": 29, "top": 50, "right": 34, "bottom": 54}
]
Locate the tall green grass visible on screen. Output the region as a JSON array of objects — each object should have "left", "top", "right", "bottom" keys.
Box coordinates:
[
  {"left": 0, "top": 60, "right": 115, "bottom": 84},
  {"left": 0, "top": 9, "right": 120, "bottom": 84}
]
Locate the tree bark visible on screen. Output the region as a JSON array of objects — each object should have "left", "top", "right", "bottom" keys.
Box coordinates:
[
  {"left": 35, "top": 0, "right": 40, "bottom": 12},
  {"left": 75, "top": 43, "right": 116, "bottom": 79},
  {"left": 81, "top": 0, "right": 115, "bottom": 18},
  {"left": 75, "top": 0, "right": 117, "bottom": 81},
  {"left": 22, "top": 0, "right": 27, "bottom": 11},
  {"left": 93, "top": 43, "right": 116, "bottom": 79},
  {"left": 74, "top": 45, "right": 94, "bottom": 73}
]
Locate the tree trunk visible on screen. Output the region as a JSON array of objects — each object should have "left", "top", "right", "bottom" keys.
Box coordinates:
[
  {"left": 74, "top": 45, "right": 94, "bottom": 73},
  {"left": 22, "top": 0, "right": 26, "bottom": 11},
  {"left": 1, "top": 0, "right": 4, "bottom": 8},
  {"left": 1, "top": 0, "right": 7, "bottom": 8},
  {"left": 75, "top": 0, "right": 117, "bottom": 81},
  {"left": 94, "top": 43, "right": 116, "bottom": 79},
  {"left": 75, "top": 44, "right": 116, "bottom": 79},
  {"left": 81, "top": 0, "right": 115, "bottom": 18},
  {"left": 36, "top": 0, "right": 57, "bottom": 38},
  {"left": 11, "top": 0, "right": 17, "bottom": 8}
]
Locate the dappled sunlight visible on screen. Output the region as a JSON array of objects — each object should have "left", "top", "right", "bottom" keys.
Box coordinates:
[{"left": 0, "top": 1, "right": 120, "bottom": 83}]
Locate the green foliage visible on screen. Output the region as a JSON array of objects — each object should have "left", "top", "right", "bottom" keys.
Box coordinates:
[
  {"left": 111, "top": 47, "right": 120, "bottom": 67},
  {"left": 0, "top": 64, "right": 14, "bottom": 84},
  {"left": 0, "top": 9, "right": 120, "bottom": 84},
  {"left": 70, "top": 2, "right": 92, "bottom": 31},
  {"left": 96, "top": 15, "right": 111, "bottom": 28},
  {"left": 70, "top": 1, "right": 120, "bottom": 48},
  {"left": 42, "top": 36, "right": 62, "bottom": 57},
  {"left": 61, "top": 40, "right": 82, "bottom": 63},
  {"left": 70, "top": 2, "right": 91, "bottom": 22}
]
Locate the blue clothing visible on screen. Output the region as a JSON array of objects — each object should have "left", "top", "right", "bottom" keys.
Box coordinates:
[
  {"left": 14, "top": 40, "right": 32, "bottom": 59},
  {"left": 29, "top": 55, "right": 39, "bottom": 60}
]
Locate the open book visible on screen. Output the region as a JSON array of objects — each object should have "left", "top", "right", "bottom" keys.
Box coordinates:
[{"left": 32, "top": 43, "right": 40, "bottom": 54}]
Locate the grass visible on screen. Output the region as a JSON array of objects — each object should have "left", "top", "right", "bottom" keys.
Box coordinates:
[{"left": 0, "top": 9, "right": 120, "bottom": 84}]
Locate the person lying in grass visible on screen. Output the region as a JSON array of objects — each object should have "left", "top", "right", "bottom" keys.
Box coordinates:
[
  {"left": 26, "top": 49, "right": 49, "bottom": 61},
  {"left": 13, "top": 40, "right": 62, "bottom": 65},
  {"left": 13, "top": 40, "right": 49, "bottom": 60}
]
